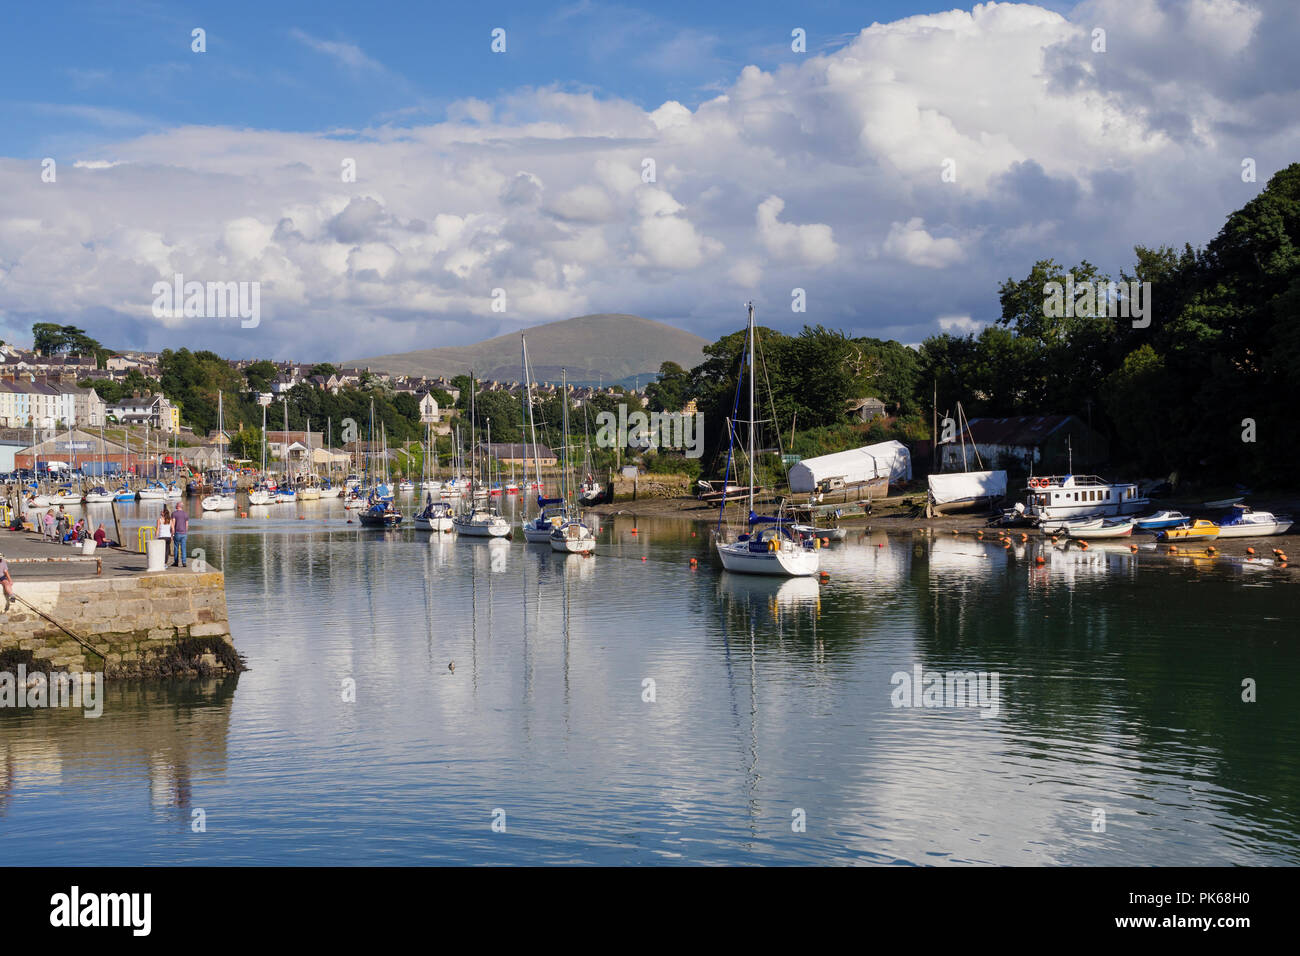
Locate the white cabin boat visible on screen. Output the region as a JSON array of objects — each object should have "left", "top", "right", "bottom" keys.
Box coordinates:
[
  {"left": 1214, "top": 505, "right": 1293, "bottom": 538},
  {"left": 1021, "top": 474, "right": 1148, "bottom": 523}
]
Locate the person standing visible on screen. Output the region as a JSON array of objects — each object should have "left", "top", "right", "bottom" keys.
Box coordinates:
[
  {"left": 42, "top": 508, "right": 56, "bottom": 541},
  {"left": 156, "top": 504, "right": 173, "bottom": 564},
  {"left": 0, "top": 551, "right": 14, "bottom": 612},
  {"left": 171, "top": 503, "right": 189, "bottom": 568}
]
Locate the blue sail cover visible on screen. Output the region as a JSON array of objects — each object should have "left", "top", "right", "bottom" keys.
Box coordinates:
[{"left": 537, "top": 496, "right": 563, "bottom": 507}]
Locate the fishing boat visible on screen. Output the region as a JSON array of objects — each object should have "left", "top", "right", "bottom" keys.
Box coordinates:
[
  {"left": 1159, "top": 519, "right": 1220, "bottom": 542},
  {"left": 201, "top": 392, "right": 239, "bottom": 512},
  {"left": 715, "top": 304, "right": 819, "bottom": 577},
  {"left": 1067, "top": 518, "right": 1134, "bottom": 539},
  {"left": 415, "top": 497, "right": 455, "bottom": 532},
  {"left": 1213, "top": 505, "right": 1293, "bottom": 538},
  {"left": 113, "top": 486, "right": 137, "bottom": 503},
  {"left": 1134, "top": 510, "right": 1191, "bottom": 531}
]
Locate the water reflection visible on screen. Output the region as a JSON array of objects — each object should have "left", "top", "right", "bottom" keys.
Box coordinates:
[{"left": 1, "top": 513, "right": 1296, "bottom": 864}]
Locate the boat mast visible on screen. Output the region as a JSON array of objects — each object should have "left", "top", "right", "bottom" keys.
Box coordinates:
[
  {"left": 560, "top": 368, "right": 569, "bottom": 504},
  {"left": 747, "top": 302, "right": 755, "bottom": 516},
  {"left": 522, "top": 336, "right": 542, "bottom": 498}
]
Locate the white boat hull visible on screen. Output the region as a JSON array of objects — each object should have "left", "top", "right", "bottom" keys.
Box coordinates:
[
  {"left": 202, "top": 495, "right": 237, "bottom": 512},
  {"left": 318, "top": 487, "right": 341, "bottom": 499},
  {"left": 453, "top": 516, "right": 511, "bottom": 537},
  {"left": 425, "top": 516, "right": 455, "bottom": 532},
  {"left": 717, "top": 540, "right": 819, "bottom": 576},
  {"left": 1215, "top": 518, "right": 1293, "bottom": 537},
  {"left": 550, "top": 523, "right": 596, "bottom": 553},
  {"left": 247, "top": 491, "right": 273, "bottom": 506}
]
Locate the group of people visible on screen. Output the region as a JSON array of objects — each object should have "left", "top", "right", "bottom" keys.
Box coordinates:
[
  {"left": 154, "top": 504, "right": 190, "bottom": 567},
  {"left": 34, "top": 505, "right": 118, "bottom": 548}
]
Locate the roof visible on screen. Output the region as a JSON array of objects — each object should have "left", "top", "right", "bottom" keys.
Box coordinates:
[
  {"left": 954, "top": 415, "right": 1079, "bottom": 447},
  {"left": 479, "top": 442, "right": 556, "bottom": 458}
]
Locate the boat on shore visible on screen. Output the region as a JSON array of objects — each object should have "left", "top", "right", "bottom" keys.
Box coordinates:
[
  {"left": 1159, "top": 519, "right": 1220, "bottom": 542},
  {"left": 1021, "top": 474, "right": 1148, "bottom": 523},
  {"left": 1214, "top": 505, "right": 1293, "bottom": 537},
  {"left": 1134, "top": 510, "right": 1191, "bottom": 531},
  {"left": 1068, "top": 518, "right": 1135, "bottom": 539}
]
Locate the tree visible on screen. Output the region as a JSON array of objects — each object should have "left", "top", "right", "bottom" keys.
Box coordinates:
[
  {"left": 645, "top": 361, "right": 691, "bottom": 412},
  {"left": 244, "top": 360, "right": 278, "bottom": 393}
]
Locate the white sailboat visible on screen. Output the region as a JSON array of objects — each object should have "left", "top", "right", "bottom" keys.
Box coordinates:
[
  {"left": 248, "top": 402, "right": 273, "bottom": 506},
  {"left": 453, "top": 375, "right": 511, "bottom": 538},
  {"left": 548, "top": 368, "right": 595, "bottom": 554},
  {"left": 201, "top": 391, "right": 238, "bottom": 512},
  {"left": 716, "top": 303, "right": 820, "bottom": 577},
  {"left": 274, "top": 398, "right": 296, "bottom": 504}
]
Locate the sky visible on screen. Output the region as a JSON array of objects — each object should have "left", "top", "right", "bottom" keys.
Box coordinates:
[{"left": 0, "top": 0, "right": 1296, "bottom": 362}]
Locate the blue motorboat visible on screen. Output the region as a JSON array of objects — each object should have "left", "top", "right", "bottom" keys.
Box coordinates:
[{"left": 1133, "top": 510, "right": 1191, "bottom": 531}]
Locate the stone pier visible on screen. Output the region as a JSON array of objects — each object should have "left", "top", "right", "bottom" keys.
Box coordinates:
[{"left": 1, "top": 531, "right": 242, "bottom": 678}]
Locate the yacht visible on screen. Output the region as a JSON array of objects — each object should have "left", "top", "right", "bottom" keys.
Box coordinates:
[{"left": 1021, "top": 474, "right": 1148, "bottom": 523}]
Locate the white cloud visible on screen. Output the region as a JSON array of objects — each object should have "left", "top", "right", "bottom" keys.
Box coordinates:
[
  {"left": 0, "top": 0, "right": 1295, "bottom": 358},
  {"left": 755, "top": 196, "right": 838, "bottom": 266},
  {"left": 938, "top": 314, "right": 982, "bottom": 335},
  {"left": 883, "top": 218, "right": 966, "bottom": 269}
]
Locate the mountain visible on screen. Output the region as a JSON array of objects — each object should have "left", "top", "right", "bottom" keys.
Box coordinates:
[{"left": 344, "top": 314, "right": 709, "bottom": 385}]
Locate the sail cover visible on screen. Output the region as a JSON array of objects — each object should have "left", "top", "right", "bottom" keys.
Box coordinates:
[
  {"left": 927, "top": 470, "right": 1007, "bottom": 505},
  {"left": 787, "top": 441, "right": 912, "bottom": 493}
]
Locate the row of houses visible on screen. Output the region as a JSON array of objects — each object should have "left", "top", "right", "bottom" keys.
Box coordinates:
[{"left": 0, "top": 379, "right": 107, "bottom": 429}]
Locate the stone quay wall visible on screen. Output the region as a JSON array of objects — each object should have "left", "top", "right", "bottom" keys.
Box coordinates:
[{"left": 1, "top": 571, "right": 241, "bottom": 678}]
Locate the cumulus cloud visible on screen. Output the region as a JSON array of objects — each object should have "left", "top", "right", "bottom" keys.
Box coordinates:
[
  {"left": 755, "top": 197, "right": 838, "bottom": 266},
  {"left": 1, "top": 0, "right": 1296, "bottom": 358},
  {"left": 883, "top": 218, "right": 967, "bottom": 269}
]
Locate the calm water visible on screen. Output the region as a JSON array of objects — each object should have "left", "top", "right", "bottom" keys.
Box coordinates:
[{"left": 3, "top": 497, "right": 1298, "bottom": 865}]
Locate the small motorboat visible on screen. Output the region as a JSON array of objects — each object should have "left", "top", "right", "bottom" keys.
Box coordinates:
[
  {"left": 1042, "top": 516, "right": 1105, "bottom": 535},
  {"left": 452, "top": 506, "right": 511, "bottom": 538},
  {"left": 247, "top": 486, "right": 273, "bottom": 506},
  {"left": 1202, "top": 496, "right": 1245, "bottom": 509},
  {"left": 201, "top": 492, "right": 237, "bottom": 512},
  {"left": 523, "top": 504, "right": 568, "bottom": 543},
  {"left": 83, "top": 486, "right": 115, "bottom": 504},
  {"left": 1068, "top": 518, "right": 1134, "bottom": 539},
  {"left": 793, "top": 524, "right": 847, "bottom": 541},
  {"left": 1159, "top": 519, "right": 1220, "bottom": 542},
  {"left": 1213, "top": 505, "right": 1294, "bottom": 538},
  {"left": 1134, "top": 510, "right": 1191, "bottom": 531}
]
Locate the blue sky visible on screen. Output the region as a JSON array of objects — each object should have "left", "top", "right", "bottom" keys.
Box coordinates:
[
  {"left": 2, "top": 0, "right": 1070, "bottom": 157},
  {"left": 0, "top": 0, "right": 1293, "bottom": 361}
]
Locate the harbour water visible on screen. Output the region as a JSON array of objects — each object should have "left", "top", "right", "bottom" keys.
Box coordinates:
[{"left": 3, "top": 498, "right": 1298, "bottom": 864}]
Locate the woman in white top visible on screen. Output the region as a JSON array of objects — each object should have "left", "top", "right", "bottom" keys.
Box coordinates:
[{"left": 156, "top": 505, "right": 173, "bottom": 564}]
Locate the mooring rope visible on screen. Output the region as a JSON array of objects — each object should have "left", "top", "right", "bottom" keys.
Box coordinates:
[{"left": 8, "top": 594, "right": 108, "bottom": 661}]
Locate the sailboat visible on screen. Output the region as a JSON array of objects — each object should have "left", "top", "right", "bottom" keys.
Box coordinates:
[
  {"left": 317, "top": 417, "right": 342, "bottom": 498},
  {"left": 299, "top": 417, "right": 321, "bottom": 500},
  {"left": 926, "top": 399, "right": 1007, "bottom": 516},
  {"left": 453, "top": 373, "right": 511, "bottom": 538},
  {"left": 201, "top": 391, "right": 238, "bottom": 512},
  {"left": 358, "top": 401, "right": 402, "bottom": 527},
  {"left": 247, "top": 402, "right": 273, "bottom": 506},
  {"left": 715, "top": 303, "right": 820, "bottom": 576},
  {"left": 274, "top": 399, "right": 296, "bottom": 504},
  {"left": 520, "top": 336, "right": 569, "bottom": 543},
  {"left": 549, "top": 369, "right": 596, "bottom": 554}
]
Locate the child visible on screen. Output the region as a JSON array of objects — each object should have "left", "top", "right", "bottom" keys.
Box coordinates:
[{"left": 0, "top": 551, "right": 13, "bottom": 612}]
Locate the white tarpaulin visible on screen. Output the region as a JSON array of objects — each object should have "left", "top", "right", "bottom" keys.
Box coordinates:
[
  {"left": 927, "top": 470, "right": 1007, "bottom": 505},
  {"left": 788, "top": 440, "right": 912, "bottom": 493}
]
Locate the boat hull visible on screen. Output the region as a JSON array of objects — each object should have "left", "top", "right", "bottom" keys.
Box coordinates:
[
  {"left": 453, "top": 517, "right": 511, "bottom": 538},
  {"left": 717, "top": 541, "right": 819, "bottom": 576},
  {"left": 1215, "top": 518, "right": 1293, "bottom": 538},
  {"left": 201, "top": 495, "right": 237, "bottom": 512}
]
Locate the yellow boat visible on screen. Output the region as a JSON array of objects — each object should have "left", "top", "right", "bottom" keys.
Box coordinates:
[{"left": 1159, "top": 519, "right": 1220, "bottom": 541}]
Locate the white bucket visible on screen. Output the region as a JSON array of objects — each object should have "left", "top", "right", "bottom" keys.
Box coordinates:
[
  {"left": 145, "top": 538, "right": 166, "bottom": 572},
  {"left": 81, "top": 539, "right": 97, "bottom": 556}
]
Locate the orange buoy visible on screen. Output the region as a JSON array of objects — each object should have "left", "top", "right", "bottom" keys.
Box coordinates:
[
  {"left": 1051, "top": 535, "right": 1058, "bottom": 543},
  {"left": 1246, "top": 547, "right": 1256, "bottom": 555},
  {"left": 1035, "top": 555, "right": 1045, "bottom": 565},
  {"left": 239, "top": 511, "right": 247, "bottom": 518},
  {"left": 1129, "top": 544, "right": 1138, "bottom": 552},
  {"left": 1169, "top": 545, "right": 1177, "bottom": 553},
  {"left": 630, "top": 528, "right": 638, "bottom": 535},
  {"left": 689, "top": 557, "right": 698, "bottom": 566},
  {"left": 876, "top": 542, "right": 883, "bottom": 548},
  {"left": 819, "top": 571, "right": 829, "bottom": 579},
  {"left": 1019, "top": 533, "right": 1028, "bottom": 541},
  {"left": 1079, "top": 541, "right": 1089, "bottom": 549},
  {"left": 1002, "top": 540, "right": 1010, "bottom": 548},
  {"left": 641, "top": 556, "right": 647, "bottom": 561}
]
